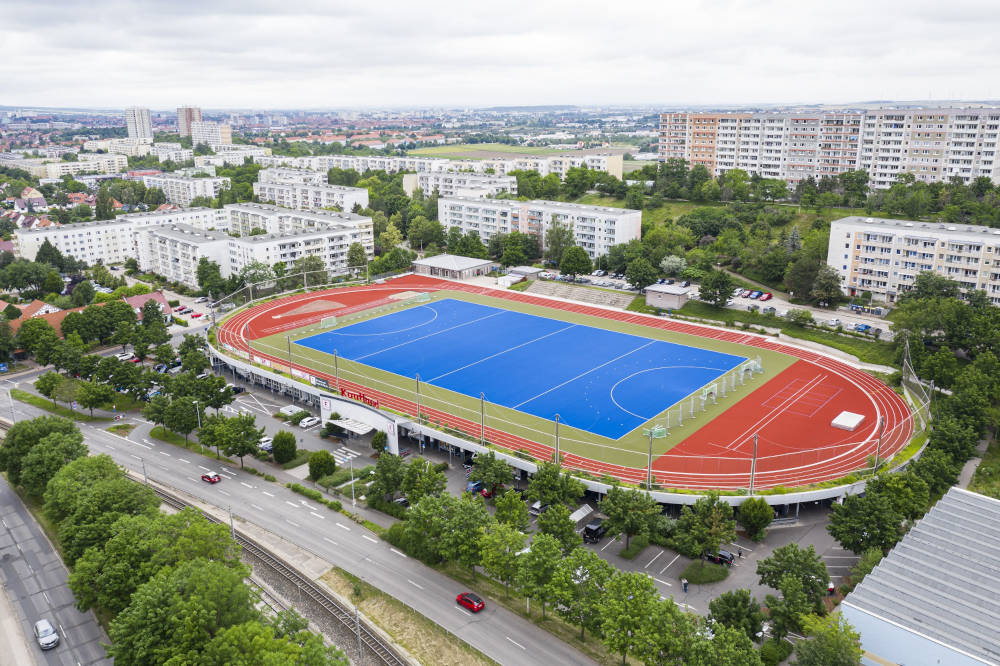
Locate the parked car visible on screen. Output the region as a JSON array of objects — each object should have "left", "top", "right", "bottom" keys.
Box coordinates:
[
  {"left": 201, "top": 472, "right": 221, "bottom": 484},
  {"left": 456, "top": 592, "right": 485, "bottom": 613},
  {"left": 298, "top": 416, "right": 321, "bottom": 428},
  {"left": 582, "top": 518, "right": 607, "bottom": 544},
  {"left": 703, "top": 549, "right": 735, "bottom": 566},
  {"left": 33, "top": 619, "right": 59, "bottom": 650},
  {"left": 190, "top": 312, "right": 203, "bottom": 319},
  {"left": 175, "top": 306, "right": 190, "bottom": 314},
  {"left": 258, "top": 437, "right": 273, "bottom": 452},
  {"left": 528, "top": 500, "right": 550, "bottom": 516},
  {"left": 740, "top": 289, "right": 752, "bottom": 297},
  {"left": 749, "top": 291, "right": 762, "bottom": 299},
  {"left": 480, "top": 484, "right": 505, "bottom": 499},
  {"left": 128, "top": 357, "right": 141, "bottom": 363},
  {"left": 115, "top": 351, "right": 134, "bottom": 361},
  {"left": 759, "top": 292, "right": 773, "bottom": 301},
  {"left": 854, "top": 323, "right": 872, "bottom": 333},
  {"left": 195, "top": 296, "right": 209, "bottom": 303},
  {"left": 665, "top": 278, "right": 675, "bottom": 285},
  {"left": 393, "top": 497, "right": 410, "bottom": 508},
  {"left": 465, "top": 480, "right": 484, "bottom": 494},
  {"left": 681, "top": 280, "right": 691, "bottom": 287},
  {"left": 828, "top": 318, "right": 842, "bottom": 327},
  {"left": 229, "top": 384, "right": 246, "bottom": 394},
  {"left": 196, "top": 372, "right": 210, "bottom": 380}
]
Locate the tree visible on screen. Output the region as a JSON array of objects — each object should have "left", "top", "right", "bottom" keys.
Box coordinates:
[
  {"left": 810, "top": 264, "right": 843, "bottom": 304},
  {"left": 793, "top": 613, "right": 862, "bottom": 666},
  {"left": 71, "top": 280, "right": 95, "bottom": 307},
  {"left": 766, "top": 574, "right": 810, "bottom": 642},
  {"left": 440, "top": 495, "right": 492, "bottom": 577},
  {"left": 142, "top": 394, "right": 170, "bottom": 429},
  {"left": 402, "top": 494, "right": 455, "bottom": 563},
  {"left": 849, "top": 548, "right": 883, "bottom": 587},
  {"left": 0, "top": 319, "right": 14, "bottom": 363},
  {"left": 698, "top": 268, "right": 735, "bottom": 308},
  {"left": 0, "top": 415, "right": 78, "bottom": 488},
  {"left": 736, "top": 496, "right": 773, "bottom": 541},
  {"left": 272, "top": 430, "right": 297, "bottom": 465},
  {"left": 537, "top": 502, "right": 582, "bottom": 554},
  {"left": 42, "top": 454, "right": 121, "bottom": 523},
  {"left": 469, "top": 450, "right": 513, "bottom": 496},
  {"left": 600, "top": 572, "right": 660, "bottom": 665},
  {"left": 76, "top": 379, "right": 114, "bottom": 417},
  {"left": 238, "top": 261, "right": 275, "bottom": 286},
  {"left": 292, "top": 254, "right": 327, "bottom": 285},
  {"left": 600, "top": 485, "right": 660, "bottom": 548},
  {"left": 559, "top": 245, "right": 592, "bottom": 278},
  {"left": 347, "top": 242, "right": 367, "bottom": 271},
  {"left": 20, "top": 431, "right": 88, "bottom": 497},
  {"left": 15, "top": 318, "right": 59, "bottom": 360},
  {"left": 309, "top": 450, "right": 337, "bottom": 481},
  {"left": 708, "top": 589, "right": 765, "bottom": 643},
  {"left": 827, "top": 492, "right": 903, "bottom": 555},
  {"left": 544, "top": 217, "right": 575, "bottom": 266},
  {"left": 864, "top": 472, "right": 929, "bottom": 521},
  {"left": 756, "top": 543, "right": 830, "bottom": 613},
  {"left": 478, "top": 521, "right": 526, "bottom": 596},
  {"left": 525, "top": 460, "right": 585, "bottom": 507},
  {"left": 624, "top": 185, "right": 644, "bottom": 210},
  {"left": 494, "top": 489, "right": 530, "bottom": 531},
  {"left": 659, "top": 254, "right": 687, "bottom": 276},
  {"left": 786, "top": 308, "right": 814, "bottom": 326},
  {"left": 675, "top": 492, "right": 737, "bottom": 563},
  {"left": 402, "top": 458, "right": 447, "bottom": 505},
  {"left": 196, "top": 257, "right": 226, "bottom": 297},
  {"left": 379, "top": 222, "right": 403, "bottom": 251},
  {"left": 165, "top": 396, "right": 202, "bottom": 444},
  {"left": 517, "top": 532, "right": 562, "bottom": 618},
  {"left": 370, "top": 430, "right": 388, "bottom": 454},
  {"left": 107, "top": 558, "right": 257, "bottom": 665},
  {"left": 549, "top": 547, "right": 615, "bottom": 640},
  {"left": 221, "top": 412, "right": 265, "bottom": 467},
  {"left": 95, "top": 186, "right": 114, "bottom": 220},
  {"left": 625, "top": 257, "right": 658, "bottom": 291},
  {"left": 369, "top": 451, "right": 406, "bottom": 501},
  {"left": 35, "top": 371, "right": 64, "bottom": 407}
]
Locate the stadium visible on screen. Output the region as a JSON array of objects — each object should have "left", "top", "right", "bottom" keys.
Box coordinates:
[{"left": 214, "top": 274, "right": 923, "bottom": 494}]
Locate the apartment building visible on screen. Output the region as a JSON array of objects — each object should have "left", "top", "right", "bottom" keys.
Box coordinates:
[
  {"left": 256, "top": 167, "right": 328, "bottom": 186},
  {"left": 227, "top": 223, "right": 373, "bottom": 281},
  {"left": 827, "top": 216, "right": 1000, "bottom": 304},
  {"left": 402, "top": 172, "right": 517, "bottom": 198},
  {"left": 150, "top": 142, "right": 194, "bottom": 163},
  {"left": 13, "top": 207, "right": 228, "bottom": 266},
  {"left": 253, "top": 177, "right": 368, "bottom": 212},
  {"left": 194, "top": 147, "right": 270, "bottom": 167},
  {"left": 137, "top": 225, "right": 231, "bottom": 288},
  {"left": 6, "top": 153, "right": 129, "bottom": 179},
  {"left": 82, "top": 137, "right": 153, "bottom": 157},
  {"left": 438, "top": 197, "right": 641, "bottom": 259},
  {"left": 140, "top": 173, "right": 231, "bottom": 205},
  {"left": 190, "top": 121, "right": 232, "bottom": 146},
  {"left": 177, "top": 106, "right": 202, "bottom": 137},
  {"left": 125, "top": 107, "right": 153, "bottom": 140},
  {"left": 660, "top": 108, "right": 1000, "bottom": 189}
]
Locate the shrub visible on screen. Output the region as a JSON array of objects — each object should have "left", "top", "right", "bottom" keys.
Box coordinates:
[
  {"left": 172, "top": 317, "right": 188, "bottom": 327},
  {"left": 680, "top": 561, "right": 730, "bottom": 584},
  {"left": 168, "top": 299, "right": 180, "bottom": 307},
  {"left": 272, "top": 430, "right": 297, "bottom": 464},
  {"left": 371, "top": 430, "right": 387, "bottom": 453},
  {"left": 366, "top": 495, "right": 408, "bottom": 519},
  {"left": 288, "top": 410, "right": 311, "bottom": 426},
  {"left": 308, "top": 450, "right": 337, "bottom": 480},
  {"left": 759, "top": 638, "right": 793, "bottom": 666},
  {"left": 620, "top": 534, "right": 650, "bottom": 560}
]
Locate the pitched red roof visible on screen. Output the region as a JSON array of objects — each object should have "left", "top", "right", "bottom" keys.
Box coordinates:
[{"left": 124, "top": 291, "right": 172, "bottom": 319}]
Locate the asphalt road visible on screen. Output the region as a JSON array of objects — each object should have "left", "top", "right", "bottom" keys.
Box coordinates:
[
  {"left": 0, "top": 477, "right": 112, "bottom": 666},
  {"left": 4, "top": 388, "right": 596, "bottom": 666}
]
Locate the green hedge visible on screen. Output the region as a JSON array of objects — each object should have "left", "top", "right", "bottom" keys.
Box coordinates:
[
  {"left": 366, "top": 495, "right": 408, "bottom": 519},
  {"left": 286, "top": 483, "right": 342, "bottom": 511},
  {"left": 759, "top": 638, "right": 793, "bottom": 666},
  {"left": 680, "top": 561, "right": 730, "bottom": 584}
]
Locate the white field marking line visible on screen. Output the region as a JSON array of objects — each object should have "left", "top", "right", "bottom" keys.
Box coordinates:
[
  {"left": 323, "top": 537, "right": 338, "bottom": 546},
  {"left": 426, "top": 323, "right": 577, "bottom": 383},
  {"left": 730, "top": 543, "right": 752, "bottom": 552},
  {"left": 513, "top": 340, "right": 657, "bottom": 409},
  {"left": 390, "top": 548, "right": 407, "bottom": 558},
  {"left": 262, "top": 491, "right": 275, "bottom": 497},
  {"left": 407, "top": 579, "right": 424, "bottom": 590},
  {"left": 651, "top": 576, "right": 673, "bottom": 587},
  {"left": 322, "top": 305, "right": 439, "bottom": 338},
  {"left": 609, "top": 364, "right": 734, "bottom": 421},
  {"left": 286, "top": 519, "right": 300, "bottom": 527},
  {"left": 362, "top": 534, "right": 378, "bottom": 543},
  {"left": 659, "top": 554, "right": 681, "bottom": 575},
  {"left": 723, "top": 374, "right": 826, "bottom": 451},
  {"left": 645, "top": 550, "right": 664, "bottom": 569},
  {"left": 251, "top": 504, "right": 264, "bottom": 511},
  {"left": 601, "top": 536, "right": 619, "bottom": 552},
  {"left": 310, "top": 512, "right": 325, "bottom": 520},
  {"left": 353, "top": 310, "right": 505, "bottom": 361},
  {"left": 505, "top": 637, "right": 526, "bottom": 650},
  {"left": 336, "top": 523, "right": 351, "bottom": 531}
]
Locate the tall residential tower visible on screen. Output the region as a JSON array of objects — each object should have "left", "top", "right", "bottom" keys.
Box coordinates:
[
  {"left": 176, "top": 106, "right": 202, "bottom": 138},
  {"left": 124, "top": 106, "right": 153, "bottom": 140}
]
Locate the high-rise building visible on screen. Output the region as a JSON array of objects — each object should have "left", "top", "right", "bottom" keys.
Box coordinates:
[
  {"left": 190, "top": 121, "right": 232, "bottom": 147},
  {"left": 176, "top": 106, "right": 202, "bottom": 138},
  {"left": 124, "top": 106, "right": 153, "bottom": 140}
]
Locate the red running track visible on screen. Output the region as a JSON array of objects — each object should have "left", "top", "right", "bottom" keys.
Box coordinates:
[{"left": 217, "top": 276, "right": 912, "bottom": 490}]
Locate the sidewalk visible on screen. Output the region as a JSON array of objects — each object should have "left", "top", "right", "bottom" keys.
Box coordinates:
[
  {"left": 960, "top": 438, "right": 991, "bottom": 488},
  {"left": 0, "top": 585, "right": 36, "bottom": 666}
]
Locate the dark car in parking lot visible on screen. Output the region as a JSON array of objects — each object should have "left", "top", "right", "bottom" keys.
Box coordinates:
[
  {"left": 703, "top": 549, "right": 735, "bottom": 566},
  {"left": 582, "top": 518, "right": 607, "bottom": 543}
]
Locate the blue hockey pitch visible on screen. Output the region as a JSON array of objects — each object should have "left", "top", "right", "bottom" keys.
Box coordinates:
[{"left": 295, "top": 298, "right": 746, "bottom": 439}]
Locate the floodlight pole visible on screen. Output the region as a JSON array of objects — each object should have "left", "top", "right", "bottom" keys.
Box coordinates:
[
  {"left": 334, "top": 349, "right": 340, "bottom": 394},
  {"left": 554, "top": 413, "right": 560, "bottom": 464},
  {"left": 286, "top": 335, "right": 293, "bottom": 376},
  {"left": 480, "top": 393, "right": 485, "bottom": 445},
  {"left": 415, "top": 373, "right": 421, "bottom": 423},
  {"left": 349, "top": 457, "right": 356, "bottom": 507},
  {"left": 647, "top": 429, "right": 654, "bottom": 489},
  {"left": 874, "top": 415, "right": 885, "bottom": 471},
  {"left": 749, "top": 433, "right": 758, "bottom": 495}
]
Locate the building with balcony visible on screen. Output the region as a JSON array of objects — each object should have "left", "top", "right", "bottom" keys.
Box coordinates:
[
  {"left": 177, "top": 106, "right": 202, "bottom": 138},
  {"left": 402, "top": 172, "right": 517, "bottom": 198},
  {"left": 252, "top": 178, "right": 368, "bottom": 212},
  {"left": 190, "top": 121, "right": 232, "bottom": 146},
  {"left": 136, "top": 225, "right": 231, "bottom": 288},
  {"left": 827, "top": 215, "right": 1000, "bottom": 305},
  {"left": 125, "top": 106, "right": 153, "bottom": 140},
  {"left": 140, "top": 173, "right": 231, "bottom": 205}
]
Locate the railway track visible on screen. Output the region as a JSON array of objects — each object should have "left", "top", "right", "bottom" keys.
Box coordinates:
[{"left": 151, "top": 487, "right": 407, "bottom": 666}]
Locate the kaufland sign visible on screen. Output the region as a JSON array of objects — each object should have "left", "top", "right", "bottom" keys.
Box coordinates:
[{"left": 342, "top": 388, "right": 379, "bottom": 409}]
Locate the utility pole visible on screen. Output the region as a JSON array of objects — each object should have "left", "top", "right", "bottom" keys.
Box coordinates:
[
  {"left": 554, "top": 413, "right": 560, "bottom": 465},
  {"left": 749, "top": 433, "right": 758, "bottom": 495},
  {"left": 286, "top": 335, "right": 293, "bottom": 376},
  {"left": 141, "top": 457, "right": 148, "bottom": 485},
  {"left": 874, "top": 415, "right": 886, "bottom": 471},
  {"left": 228, "top": 505, "right": 235, "bottom": 538},
  {"left": 349, "top": 457, "right": 356, "bottom": 507},
  {"left": 7, "top": 389, "right": 15, "bottom": 423},
  {"left": 415, "top": 373, "right": 421, "bottom": 423},
  {"left": 647, "top": 428, "right": 654, "bottom": 489},
  {"left": 355, "top": 604, "right": 362, "bottom": 660},
  {"left": 480, "top": 392, "right": 485, "bottom": 445},
  {"left": 334, "top": 349, "right": 340, "bottom": 394},
  {"left": 193, "top": 400, "right": 202, "bottom": 429}
]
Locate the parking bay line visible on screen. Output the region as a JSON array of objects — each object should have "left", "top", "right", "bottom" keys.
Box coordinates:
[
  {"left": 262, "top": 491, "right": 275, "bottom": 497},
  {"left": 285, "top": 501, "right": 299, "bottom": 508},
  {"left": 601, "top": 536, "right": 619, "bottom": 552},
  {"left": 390, "top": 548, "right": 407, "bottom": 558},
  {"left": 645, "top": 550, "right": 664, "bottom": 569},
  {"left": 659, "top": 554, "right": 681, "bottom": 575}
]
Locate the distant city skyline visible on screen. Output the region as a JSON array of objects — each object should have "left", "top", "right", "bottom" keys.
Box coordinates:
[{"left": 4, "top": 0, "right": 1000, "bottom": 109}]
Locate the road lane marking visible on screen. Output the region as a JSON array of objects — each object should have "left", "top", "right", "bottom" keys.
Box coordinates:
[
  {"left": 251, "top": 504, "right": 264, "bottom": 511},
  {"left": 407, "top": 579, "right": 423, "bottom": 590},
  {"left": 262, "top": 491, "right": 275, "bottom": 497},
  {"left": 362, "top": 535, "right": 378, "bottom": 543},
  {"left": 42, "top": 592, "right": 50, "bottom": 604},
  {"left": 189, "top": 478, "right": 198, "bottom": 482},
  {"left": 286, "top": 519, "right": 300, "bottom": 527},
  {"left": 285, "top": 501, "right": 299, "bottom": 508},
  {"left": 505, "top": 637, "right": 526, "bottom": 650},
  {"left": 130, "top": 454, "right": 142, "bottom": 460},
  {"left": 158, "top": 451, "right": 171, "bottom": 456},
  {"left": 323, "top": 537, "right": 338, "bottom": 545},
  {"left": 199, "top": 465, "right": 210, "bottom": 471},
  {"left": 645, "top": 550, "right": 664, "bottom": 569},
  {"left": 219, "top": 490, "right": 230, "bottom": 496},
  {"left": 659, "top": 554, "right": 681, "bottom": 575},
  {"left": 310, "top": 512, "right": 325, "bottom": 520},
  {"left": 336, "top": 523, "right": 351, "bottom": 531},
  {"left": 240, "top": 482, "right": 253, "bottom": 488},
  {"left": 456, "top": 607, "right": 472, "bottom": 617},
  {"left": 390, "top": 548, "right": 407, "bottom": 558}
]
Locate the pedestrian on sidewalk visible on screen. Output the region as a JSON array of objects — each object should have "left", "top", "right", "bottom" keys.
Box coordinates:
[
  {"left": 738, "top": 547, "right": 743, "bottom": 559},
  {"left": 681, "top": 578, "right": 688, "bottom": 593}
]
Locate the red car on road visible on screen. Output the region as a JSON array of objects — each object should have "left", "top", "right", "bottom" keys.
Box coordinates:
[
  {"left": 456, "top": 592, "right": 485, "bottom": 613},
  {"left": 201, "top": 472, "right": 221, "bottom": 484},
  {"left": 190, "top": 312, "right": 204, "bottom": 318}
]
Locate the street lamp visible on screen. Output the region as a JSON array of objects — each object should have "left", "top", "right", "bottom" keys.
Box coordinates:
[{"left": 349, "top": 457, "right": 356, "bottom": 507}]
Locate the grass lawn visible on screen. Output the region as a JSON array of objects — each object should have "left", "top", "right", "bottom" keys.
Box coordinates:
[
  {"left": 250, "top": 288, "right": 796, "bottom": 471},
  {"left": 320, "top": 567, "right": 498, "bottom": 666},
  {"left": 11, "top": 389, "right": 110, "bottom": 422},
  {"left": 107, "top": 423, "right": 137, "bottom": 437},
  {"left": 280, "top": 449, "right": 313, "bottom": 470},
  {"left": 681, "top": 560, "right": 730, "bottom": 584},
  {"left": 408, "top": 143, "right": 572, "bottom": 158},
  {"left": 575, "top": 194, "right": 708, "bottom": 227},
  {"left": 149, "top": 425, "right": 232, "bottom": 462},
  {"left": 969, "top": 436, "right": 1000, "bottom": 500},
  {"left": 623, "top": 160, "right": 649, "bottom": 174}
]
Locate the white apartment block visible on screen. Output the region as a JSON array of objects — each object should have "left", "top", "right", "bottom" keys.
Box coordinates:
[
  {"left": 438, "top": 197, "right": 641, "bottom": 259},
  {"left": 402, "top": 172, "right": 517, "bottom": 198},
  {"left": 140, "top": 174, "right": 231, "bottom": 205},
  {"left": 194, "top": 146, "right": 270, "bottom": 168},
  {"left": 125, "top": 107, "right": 153, "bottom": 140},
  {"left": 137, "top": 225, "right": 231, "bottom": 288},
  {"left": 190, "top": 121, "right": 232, "bottom": 146},
  {"left": 257, "top": 167, "right": 328, "bottom": 186},
  {"left": 224, "top": 202, "right": 371, "bottom": 246},
  {"left": 660, "top": 108, "right": 1000, "bottom": 189},
  {"left": 253, "top": 178, "right": 368, "bottom": 212},
  {"left": 151, "top": 142, "right": 194, "bottom": 163},
  {"left": 227, "top": 221, "right": 373, "bottom": 280},
  {"left": 13, "top": 207, "right": 228, "bottom": 267},
  {"left": 82, "top": 137, "right": 153, "bottom": 157},
  {"left": 828, "top": 216, "right": 1000, "bottom": 305},
  {"left": 13, "top": 154, "right": 129, "bottom": 179}
]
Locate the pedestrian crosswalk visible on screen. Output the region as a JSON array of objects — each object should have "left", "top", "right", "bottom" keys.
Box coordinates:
[{"left": 332, "top": 447, "right": 360, "bottom": 466}]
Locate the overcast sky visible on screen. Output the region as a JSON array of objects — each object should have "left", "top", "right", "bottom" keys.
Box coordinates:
[{"left": 4, "top": 0, "right": 1000, "bottom": 110}]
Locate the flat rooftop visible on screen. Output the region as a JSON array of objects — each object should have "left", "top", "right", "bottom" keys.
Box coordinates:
[
  {"left": 412, "top": 254, "right": 496, "bottom": 271},
  {"left": 833, "top": 216, "right": 1000, "bottom": 242}
]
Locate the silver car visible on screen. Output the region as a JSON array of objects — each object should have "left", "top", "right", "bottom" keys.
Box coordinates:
[{"left": 33, "top": 619, "right": 59, "bottom": 650}]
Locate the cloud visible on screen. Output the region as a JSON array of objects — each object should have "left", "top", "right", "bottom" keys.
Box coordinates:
[{"left": 3, "top": 0, "right": 999, "bottom": 109}]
